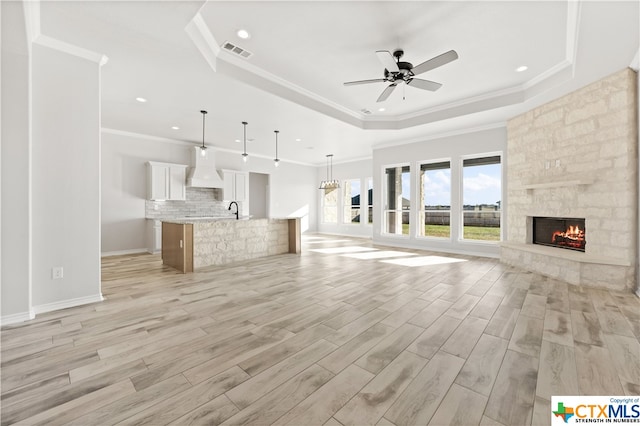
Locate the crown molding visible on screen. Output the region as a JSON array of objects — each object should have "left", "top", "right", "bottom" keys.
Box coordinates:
[
  {"left": 326, "top": 156, "right": 374, "bottom": 167},
  {"left": 102, "top": 128, "right": 196, "bottom": 146},
  {"left": 23, "top": 0, "right": 108, "bottom": 65},
  {"left": 566, "top": 0, "right": 582, "bottom": 71},
  {"left": 187, "top": 0, "right": 582, "bottom": 131},
  {"left": 372, "top": 122, "right": 506, "bottom": 151},
  {"left": 185, "top": 12, "right": 219, "bottom": 72},
  {"left": 630, "top": 49, "right": 639, "bottom": 72},
  {"left": 34, "top": 34, "right": 109, "bottom": 65},
  {"left": 22, "top": 0, "right": 41, "bottom": 46},
  {"left": 218, "top": 50, "right": 363, "bottom": 122}
]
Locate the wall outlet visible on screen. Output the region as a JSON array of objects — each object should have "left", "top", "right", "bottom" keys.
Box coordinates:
[
  {"left": 52, "top": 266, "right": 63, "bottom": 280},
  {"left": 555, "top": 159, "right": 561, "bottom": 168}
]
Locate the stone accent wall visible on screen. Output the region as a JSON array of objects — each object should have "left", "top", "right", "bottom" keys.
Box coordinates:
[
  {"left": 145, "top": 187, "right": 238, "bottom": 219},
  {"left": 502, "top": 68, "right": 638, "bottom": 291},
  {"left": 193, "top": 219, "right": 290, "bottom": 268}
]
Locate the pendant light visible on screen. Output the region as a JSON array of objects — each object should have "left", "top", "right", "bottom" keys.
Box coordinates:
[
  {"left": 199, "top": 110, "right": 208, "bottom": 156},
  {"left": 241, "top": 121, "right": 248, "bottom": 162},
  {"left": 319, "top": 154, "right": 340, "bottom": 189},
  {"left": 273, "top": 130, "right": 280, "bottom": 167}
]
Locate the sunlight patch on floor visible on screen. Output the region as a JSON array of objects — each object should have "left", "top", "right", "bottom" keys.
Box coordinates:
[
  {"left": 310, "top": 246, "right": 378, "bottom": 254},
  {"left": 341, "top": 250, "right": 418, "bottom": 260},
  {"left": 302, "top": 236, "right": 329, "bottom": 240},
  {"left": 305, "top": 239, "right": 353, "bottom": 244},
  {"left": 381, "top": 256, "right": 468, "bottom": 267}
]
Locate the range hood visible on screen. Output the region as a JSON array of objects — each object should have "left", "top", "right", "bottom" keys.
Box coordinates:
[{"left": 187, "top": 146, "right": 225, "bottom": 188}]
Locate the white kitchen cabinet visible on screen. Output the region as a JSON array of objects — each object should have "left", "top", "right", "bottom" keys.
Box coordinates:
[
  {"left": 147, "top": 161, "right": 187, "bottom": 200},
  {"left": 221, "top": 169, "right": 248, "bottom": 202}
]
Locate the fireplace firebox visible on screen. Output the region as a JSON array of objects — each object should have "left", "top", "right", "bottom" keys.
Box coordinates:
[{"left": 533, "top": 217, "right": 586, "bottom": 252}]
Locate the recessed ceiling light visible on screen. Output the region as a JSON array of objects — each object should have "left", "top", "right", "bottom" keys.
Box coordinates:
[
  {"left": 234, "top": 139, "right": 241, "bottom": 143},
  {"left": 378, "top": 107, "right": 386, "bottom": 112},
  {"left": 135, "top": 97, "right": 147, "bottom": 103},
  {"left": 295, "top": 138, "right": 302, "bottom": 142},
  {"left": 516, "top": 65, "right": 528, "bottom": 72},
  {"left": 171, "top": 126, "right": 180, "bottom": 130},
  {"left": 237, "top": 29, "right": 250, "bottom": 39}
]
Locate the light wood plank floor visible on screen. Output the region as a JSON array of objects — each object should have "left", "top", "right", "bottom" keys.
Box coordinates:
[{"left": 2, "top": 235, "right": 639, "bottom": 425}]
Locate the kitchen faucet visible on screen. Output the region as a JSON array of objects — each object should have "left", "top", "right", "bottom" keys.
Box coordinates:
[{"left": 228, "top": 201, "right": 239, "bottom": 220}]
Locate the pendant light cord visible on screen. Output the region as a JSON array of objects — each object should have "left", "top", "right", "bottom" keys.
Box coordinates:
[
  {"left": 243, "top": 122, "right": 247, "bottom": 155},
  {"left": 200, "top": 110, "right": 208, "bottom": 150},
  {"left": 330, "top": 154, "right": 333, "bottom": 181}
]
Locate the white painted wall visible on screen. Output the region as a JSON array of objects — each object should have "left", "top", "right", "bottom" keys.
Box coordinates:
[
  {"left": 317, "top": 158, "right": 374, "bottom": 238},
  {"left": 101, "top": 130, "right": 191, "bottom": 253},
  {"left": 101, "top": 130, "right": 318, "bottom": 253},
  {"left": 31, "top": 44, "right": 102, "bottom": 310},
  {"left": 1, "top": 0, "right": 32, "bottom": 321},
  {"left": 372, "top": 126, "right": 507, "bottom": 257},
  {"left": 214, "top": 151, "right": 317, "bottom": 232}
]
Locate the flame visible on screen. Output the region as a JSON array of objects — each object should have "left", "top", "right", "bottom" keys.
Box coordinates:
[{"left": 551, "top": 223, "right": 585, "bottom": 248}]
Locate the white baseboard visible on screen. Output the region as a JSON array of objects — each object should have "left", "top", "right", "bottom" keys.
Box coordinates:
[
  {"left": 1, "top": 310, "right": 36, "bottom": 327},
  {"left": 101, "top": 248, "right": 149, "bottom": 257},
  {"left": 32, "top": 293, "right": 104, "bottom": 315}
]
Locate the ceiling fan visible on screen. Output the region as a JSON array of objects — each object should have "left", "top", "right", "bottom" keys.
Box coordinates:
[{"left": 344, "top": 49, "right": 459, "bottom": 102}]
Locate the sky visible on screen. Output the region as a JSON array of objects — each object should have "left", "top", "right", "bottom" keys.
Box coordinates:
[{"left": 401, "top": 163, "right": 501, "bottom": 206}]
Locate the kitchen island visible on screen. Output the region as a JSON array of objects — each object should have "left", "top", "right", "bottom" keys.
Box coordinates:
[{"left": 162, "top": 217, "right": 301, "bottom": 273}]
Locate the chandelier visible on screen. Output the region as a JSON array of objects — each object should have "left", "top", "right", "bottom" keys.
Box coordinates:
[{"left": 319, "top": 154, "right": 340, "bottom": 189}]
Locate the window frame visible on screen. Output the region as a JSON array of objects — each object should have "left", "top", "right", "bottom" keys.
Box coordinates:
[
  {"left": 459, "top": 152, "right": 503, "bottom": 244},
  {"left": 320, "top": 186, "right": 339, "bottom": 224},
  {"left": 381, "top": 163, "right": 411, "bottom": 238},
  {"left": 416, "top": 158, "right": 452, "bottom": 241},
  {"left": 342, "top": 178, "right": 362, "bottom": 225},
  {"left": 365, "top": 177, "right": 373, "bottom": 225}
]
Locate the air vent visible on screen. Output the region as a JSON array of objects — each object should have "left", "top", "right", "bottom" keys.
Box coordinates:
[{"left": 221, "top": 41, "right": 253, "bottom": 59}]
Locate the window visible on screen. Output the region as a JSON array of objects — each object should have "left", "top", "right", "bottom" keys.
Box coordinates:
[
  {"left": 462, "top": 155, "right": 501, "bottom": 241},
  {"left": 367, "top": 178, "right": 373, "bottom": 224},
  {"left": 419, "top": 161, "right": 451, "bottom": 238},
  {"left": 343, "top": 179, "right": 361, "bottom": 223},
  {"left": 322, "top": 187, "right": 338, "bottom": 223},
  {"left": 383, "top": 165, "right": 410, "bottom": 235}
]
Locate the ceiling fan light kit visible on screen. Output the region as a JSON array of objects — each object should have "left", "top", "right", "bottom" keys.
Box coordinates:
[{"left": 344, "top": 48, "right": 459, "bottom": 103}]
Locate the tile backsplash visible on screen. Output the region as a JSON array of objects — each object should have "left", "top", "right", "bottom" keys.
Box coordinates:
[{"left": 145, "top": 187, "right": 239, "bottom": 219}]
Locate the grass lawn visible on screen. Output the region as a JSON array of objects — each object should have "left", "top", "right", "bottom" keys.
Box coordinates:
[
  {"left": 463, "top": 226, "right": 501, "bottom": 241},
  {"left": 400, "top": 224, "right": 500, "bottom": 241}
]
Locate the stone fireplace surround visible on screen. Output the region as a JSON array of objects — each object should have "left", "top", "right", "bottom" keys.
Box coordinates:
[{"left": 501, "top": 68, "right": 638, "bottom": 292}]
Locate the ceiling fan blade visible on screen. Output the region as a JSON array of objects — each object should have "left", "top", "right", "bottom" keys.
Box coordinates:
[
  {"left": 377, "top": 83, "right": 397, "bottom": 102},
  {"left": 343, "top": 78, "right": 386, "bottom": 86},
  {"left": 412, "top": 50, "right": 459, "bottom": 76},
  {"left": 407, "top": 78, "right": 443, "bottom": 91},
  {"left": 376, "top": 50, "right": 400, "bottom": 73}
]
